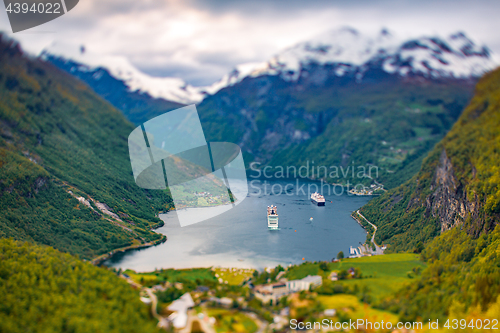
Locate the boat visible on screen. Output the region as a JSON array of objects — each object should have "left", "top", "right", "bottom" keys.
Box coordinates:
[
  {"left": 311, "top": 192, "right": 326, "bottom": 206},
  {"left": 267, "top": 205, "right": 279, "bottom": 230}
]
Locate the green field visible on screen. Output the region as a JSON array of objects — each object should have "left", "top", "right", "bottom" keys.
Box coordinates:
[
  {"left": 286, "top": 253, "right": 426, "bottom": 300},
  {"left": 213, "top": 267, "right": 254, "bottom": 285},
  {"left": 202, "top": 308, "right": 258, "bottom": 333},
  {"left": 124, "top": 268, "right": 217, "bottom": 287},
  {"left": 317, "top": 294, "right": 398, "bottom": 323},
  {"left": 333, "top": 254, "right": 426, "bottom": 300}
]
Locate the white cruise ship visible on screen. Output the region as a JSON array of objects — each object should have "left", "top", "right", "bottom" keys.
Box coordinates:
[
  {"left": 267, "top": 205, "right": 279, "bottom": 230},
  {"left": 311, "top": 192, "right": 326, "bottom": 206}
]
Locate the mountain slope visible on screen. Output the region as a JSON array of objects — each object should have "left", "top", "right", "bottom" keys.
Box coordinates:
[
  {"left": 356, "top": 68, "right": 500, "bottom": 321},
  {"left": 0, "top": 34, "right": 171, "bottom": 259},
  {"left": 45, "top": 28, "right": 497, "bottom": 105},
  {"left": 43, "top": 54, "right": 185, "bottom": 125},
  {"left": 199, "top": 66, "right": 476, "bottom": 188},
  {"left": 46, "top": 29, "right": 495, "bottom": 189},
  {"left": 41, "top": 43, "right": 205, "bottom": 104},
  {"left": 235, "top": 28, "right": 495, "bottom": 83},
  {"left": 360, "top": 67, "right": 500, "bottom": 251},
  {"left": 0, "top": 239, "right": 159, "bottom": 333},
  {"left": 382, "top": 224, "right": 500, "bottom": 321}
]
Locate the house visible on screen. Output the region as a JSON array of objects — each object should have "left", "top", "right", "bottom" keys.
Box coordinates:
[
  {"left": 219, "top": 297, "right": 233, "bottom": 308},
  {"left": 209, "top": 296, "right": 233, "bottom": 308},
  {"left": 254, "top": 282, "right": 289, "bottom": 305},
  {"left": 287, "top": 275, "right": 322, "bottom": 292},
  {"left": 329, "top": 272, "right": 338, "bottom": 281},
  {"left": 348, "top": 267, "right": 356, "bottom": 277},
  {"left": 276, "top": 271, "right": 286, "bottom": 281},
  {"left": 167, "top": 293, "right": 195, "bottom": 329},
  {"left": 152, "top": 284, "right": 166, "bottom": 292},
  {"left": 324, "top": 309, "right": 337, "bottom": 317}
]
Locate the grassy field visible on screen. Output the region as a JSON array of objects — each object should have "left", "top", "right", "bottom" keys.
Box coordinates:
[
  {"left": 285, "top": 253, "right": 426, "bottom": 300},
  {"left": 213, "top": 267, "right": 254, "bottom": 285},
  {"left": 124, "top": 268, "right": 217, "bottom": 287},
  {"left": 317, "top": 294, "right": 398, "bottom": 323},
  {"left": 202, "top": 308, "right": 258, "bottom": 333}
]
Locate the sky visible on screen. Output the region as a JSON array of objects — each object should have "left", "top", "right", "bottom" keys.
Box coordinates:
[{"left": 1, "top": 0, "right": 499, "bottom": 86}]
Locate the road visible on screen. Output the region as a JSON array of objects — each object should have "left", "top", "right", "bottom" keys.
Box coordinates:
[
  {"left": 145, "top": 288, "right": 161, "bottom": 320},
  {"left": 356, "top": 210, "right": 384, "bottom": 255}
]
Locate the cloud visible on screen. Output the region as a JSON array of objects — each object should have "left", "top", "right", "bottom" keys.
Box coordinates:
[{"left": 1, "top": 0, "right": 499, "bottom": 85}]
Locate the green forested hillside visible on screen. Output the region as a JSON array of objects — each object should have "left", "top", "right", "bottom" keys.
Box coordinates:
[
  {"left": 198, "top": 73, "right": 474, "bottom": 189},
  {"left": 357, "top": 67, "right": 500, "bottom": 319},
  {"left": 381, "top": 225, "right": 500, "bottom": 322},
  {"left": 0, "top": 35, "right": 172, "bottom": 259},
  {"left": 361, "top": 67, "right": 500, "bottom": 252},
  {"left": 0, "top": 239, "right": 159, "bottom": 333}
]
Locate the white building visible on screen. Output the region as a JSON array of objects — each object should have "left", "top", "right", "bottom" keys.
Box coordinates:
[
  {"left": 287, "top": 275, "right": 322, "bottom": 292},
  {"left": 254, "top": 282, "right": 288, "bottom": 305},
  {"left": 167, "top": 293, "right": 194, "bottom": 329}
]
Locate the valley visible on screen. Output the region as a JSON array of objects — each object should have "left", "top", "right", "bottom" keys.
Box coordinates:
[{"left": 1, "top": 23, "right": 499, "bottom": 333}]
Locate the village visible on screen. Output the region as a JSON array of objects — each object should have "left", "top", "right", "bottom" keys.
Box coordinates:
[{"left": 119, "top": 261, "right": 372, "bottom": 333}]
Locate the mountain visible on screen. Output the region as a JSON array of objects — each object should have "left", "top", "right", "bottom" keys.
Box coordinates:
[
  {"left": 0, "top": 34, "right": 172, "bottom": 259},
  {"left": 45, "top": 28, "right": 496, "bottom": 105},
  {"left": 44, "top": 28, "right": 497, "bottom": 189},
  {"left": 360, "top": 67, "right": 500, "bottom": 251},
  {"left": 43, "top": 53, "right": 185, "bottom": 125},
  {"left": 196, "top": 29, "right": 497, "bottom": 188},
  {"left": 362, "top": 67, "right": 500, "bottom": 320},
  {"left": 0, "top": 239, "right": 159, "bottom": 333},
  {"left": 41, "top": 43, "right": 205, "bottom": 104},
  {"left": 226, "top": 28, "right": 495, "bottom": 83}
]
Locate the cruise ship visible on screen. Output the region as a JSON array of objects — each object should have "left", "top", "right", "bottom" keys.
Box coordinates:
[
  {"left": 311, "top": 192, "right": 326, "bottom": 206},
  {"left": 267, "top": 205, "right": 279, "bottom": 230}
]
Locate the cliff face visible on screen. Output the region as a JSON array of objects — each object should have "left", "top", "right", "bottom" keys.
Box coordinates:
[
  {"left": 360, "top": 67, "right": 500, "bottom": 252},
  {"left": 424, "top": 150, "right": 475, "bottom": 232}
]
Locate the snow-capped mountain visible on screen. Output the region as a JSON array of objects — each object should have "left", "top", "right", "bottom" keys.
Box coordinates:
[
  {"left": 41, "top": 43, "right": 206, "bottom": 104},
  {"left": 42, "top": 27, "right": 497, "bottom": 105},
  {"left": 221, "top": 27, "right": 497, "bottom": 85}
]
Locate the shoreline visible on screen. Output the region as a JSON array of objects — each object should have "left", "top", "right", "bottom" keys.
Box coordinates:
[
  {"left": 91, "top": 219, "right": 168, "bottom": 266},
  {"left": 249, "top": 176, "right": 384, "bottom": 196},
  {"left": 98, "top": 180, "right": 372, "bottom": 270}
]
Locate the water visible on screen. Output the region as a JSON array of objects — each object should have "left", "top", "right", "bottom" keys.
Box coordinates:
[{"left": 104, "top": 179, "right": 370, "bottom": 271}]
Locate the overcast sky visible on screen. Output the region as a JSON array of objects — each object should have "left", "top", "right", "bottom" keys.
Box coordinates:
[{"left": 1, "top": 0, "right": 499, "bottom": 86}]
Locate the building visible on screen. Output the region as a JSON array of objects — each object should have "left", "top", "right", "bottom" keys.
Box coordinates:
[
  {"left": 329, "top": 272, "right": 338, "bottom": 281},
  {"left": 287, "top": 275, "right": 322, "bottom": 292},
  {"left": 167, "top": 293, "right": 195, "bottom": 329},
  {"left": 254, "top": 282, "right": 289, "bottom": 305},
  {"left": 253, "top": 275, "right": 323, "bottom": 304}
]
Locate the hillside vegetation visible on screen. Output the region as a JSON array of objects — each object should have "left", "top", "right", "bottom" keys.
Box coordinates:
[
  {"left": 0, "top": 239, "right": 159, "bottom": 333},
  {"left": 361, "top": 67, "right": 500, "bottom": 252},
  {"left": 382, "top": 224, "right": 500, "bottom": 322},
  {"left": 45, "top": 54, "right": 184, "bottom": 125},
  {"left": 0, "top": 35, "right": 172, "bottom": 259},
  {"left": 359, "top": 67, "right": 500, "bottom": 320},
  {"left": 198, "top": 71, "right": 475, "bottom": 189}
]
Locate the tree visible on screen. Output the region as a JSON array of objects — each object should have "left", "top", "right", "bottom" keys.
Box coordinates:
[
  {"left": 319, "top": 262, "right": 329, "bottom": 271},
  {"left": 337, "top": 251, "right": 345, "bottom": 260},
  {"left": 414, "top": 241, "right": 424, "bottom": 253},
  {"left": 338, "top": 270, "right": 349, "bottom": 280}
]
